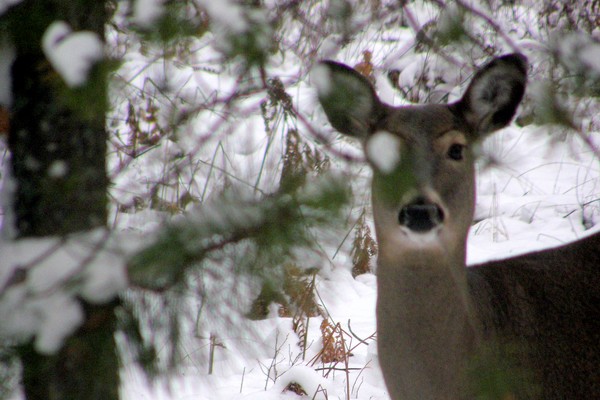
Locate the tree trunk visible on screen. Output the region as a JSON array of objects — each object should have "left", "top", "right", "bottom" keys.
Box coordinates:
[
  {"left": 8, "top": 1, "right": 108, "bottom": 236},
  {"left": 4, "top": 1, "right": 120, "bottom": 399}
]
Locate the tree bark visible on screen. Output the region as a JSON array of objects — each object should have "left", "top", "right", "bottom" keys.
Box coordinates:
[
  {"left": 8, "top": 1, "right": 108, "bottom": 236},
  {"left": 4, "top": 1, "right": 120, "bottom": 399}
]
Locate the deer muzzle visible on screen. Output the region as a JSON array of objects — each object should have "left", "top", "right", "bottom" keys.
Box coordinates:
[{"left": 398, "top": 197, "right": 445, "bottom": 233}]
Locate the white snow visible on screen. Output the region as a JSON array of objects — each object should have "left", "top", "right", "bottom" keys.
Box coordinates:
[
  {"left": 366, "top": 131, "right": 402, "bottom": 173},
  {"left": 0, "top": 230, "right": 134, "bottom": 354},
  {"left": 311, "top": 63, "right": 332, "bottom": 97},
  {"left": 580, "top": 42, "right": 600, "bottom": 76},
  {"left": 132, "top": 0, "right": 165, "bottom": 28},
  {"left": 0, "top": 269, "right": 85, "bottom": 354},
  {"left": 198, "top": 0, "right": 247, "bottom": 34},
  {"left": 115, "top": 121, "right": 599, "bottom": 400},
  {"left": 554, "top": 32, "right": 600, "bottom": 78},
  {"left": 34, "top": 292, "right": 84, "bottom": 354},
  {"left": 47, "top": 160, "right": 68, "bottom": 178},
  {"left": 41, "top": 21, "right": 104, "bottom": 88},
  {"left": 272, "top": 365, "right": 333, "bottom": 399}
]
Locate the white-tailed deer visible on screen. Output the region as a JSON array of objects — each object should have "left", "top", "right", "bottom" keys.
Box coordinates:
[{"left": 316, "top": 54, "right": 600, "bottom": 399}]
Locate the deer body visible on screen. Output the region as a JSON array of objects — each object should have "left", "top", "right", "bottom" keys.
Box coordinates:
[
  {"left": 316, "top": 54, "right": 600, "bottom": 399},
  {"left": 469, "top": 236, "right": 600, "bottom": 398}
]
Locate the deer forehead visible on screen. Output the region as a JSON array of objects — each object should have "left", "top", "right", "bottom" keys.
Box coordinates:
[{"left": 370, "top": 105, "right": 468, "bottom": 154}]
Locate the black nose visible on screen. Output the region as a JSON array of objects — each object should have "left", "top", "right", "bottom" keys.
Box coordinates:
[{"left": 398, "top": 198, "right": 444, "bottom": 233}]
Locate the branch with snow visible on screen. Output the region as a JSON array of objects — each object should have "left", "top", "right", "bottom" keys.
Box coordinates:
[
  {"left": 0, "top": 229, "right": 133, "bottom": 354},
  {"left": 42, "top": 21, "right": 104, "bottom": 88},
  {"left": 128, "top": 174, "right": 350, "bottom": 291}
]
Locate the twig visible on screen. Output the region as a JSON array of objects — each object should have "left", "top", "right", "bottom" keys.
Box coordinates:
[
  {"left": 313, "top": 367, "right": 364, "bottom": 372},
  {"left": 402, "top": 4, "right": 464, "bottom": 69},
  {"left": 262, "top": 331, "right": 289, "bottom": 390},
  {"left": 239, "top": 367, "right": 246, "bottom": 393},
  {"left": 347, "top": 319, "right": 376, "bottom": 346},
  {"left": 453, "top": 0, "right": 521, "bottom": 53},
  {"left": 293, "top": 106, "right": 365, "bottom": 164},
  {"left": 351, "top": 360, "right": 371, "bottom": 398},
  {"left": 572, "top": 128, "right": 600, "bottom": 161}
]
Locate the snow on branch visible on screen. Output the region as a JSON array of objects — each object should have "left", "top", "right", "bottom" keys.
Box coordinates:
[
  {"left": 42, "top": 21, "right": 104, "bottom": 88},
  {"left": 0, "top": 229, "right": 133, "bottom": 354}
]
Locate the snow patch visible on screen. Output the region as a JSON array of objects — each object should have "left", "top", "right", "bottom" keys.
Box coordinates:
[
  {"left": 81, "top": 261, "right": 126, "bottom": 303},
  {"left": 579, "top": 42, "right": 600, "bottom": 75},
  {"left": 42, "top": 21, "right": 104, "bottom": 87},
  {"left": 366, "top": 130, "right": 402, "bottom": 173},
  {"left": 47, "top": 160, "right": 68, "bottom": 178},
  {"left": 555, "top": 32, "right": 600, "bottom": 77},
  {"left": 35, "top": 292, "right": 85, "bottom": 354},
  {"left": 132, "top": 0, "right": 165, "bottom": 28},
  {"left": 0, "top": 268, "right": 85, "bottom": 355},
  {"left": 274, "top": 365, "right": 332, "bottom": 400},
  {"left": 0, "top": 229, "right": 134, "bottom": 354},
  {"left": 311, "top": 63, "right": 332, "bottom": 96},
  {"left": 198, "top": 0, "right": 247, "bottom": 34}
]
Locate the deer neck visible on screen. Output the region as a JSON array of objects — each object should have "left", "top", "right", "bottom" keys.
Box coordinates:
[{"left": 376, "top": 239, "right": 480, "bottom": 399}]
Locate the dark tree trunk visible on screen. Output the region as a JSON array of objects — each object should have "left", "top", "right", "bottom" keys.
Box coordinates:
[
  {"left": 4, "top": 1, "right": 120, "bottom": 399},
  {"left": 8, "top": 1, "right": 108, "bottom": 236}
]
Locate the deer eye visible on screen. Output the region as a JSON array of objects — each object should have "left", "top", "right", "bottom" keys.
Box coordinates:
[{"left": 447, "top": 143, "right": 465, "bottom": 161}]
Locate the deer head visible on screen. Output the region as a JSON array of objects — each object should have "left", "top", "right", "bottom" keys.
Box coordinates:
[{"left": 316, "top": 54, "right": 526, "bottom": 268}]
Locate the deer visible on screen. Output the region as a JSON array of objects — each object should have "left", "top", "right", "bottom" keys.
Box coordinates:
[{"left": 315, "top": 53, "right": 600, "bottom": 399}]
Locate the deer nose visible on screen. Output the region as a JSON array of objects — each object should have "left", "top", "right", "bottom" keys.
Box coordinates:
[{"left": 398, "top": 197, "right": 445, "bottom": 233}]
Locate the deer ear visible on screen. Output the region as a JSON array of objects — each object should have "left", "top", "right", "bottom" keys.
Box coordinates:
[
  {"left": 455, "top": 53, "right": 527, "bottom": 138},
  {"left": 314, "top": 60, "right": 383, "bottom": 140}
]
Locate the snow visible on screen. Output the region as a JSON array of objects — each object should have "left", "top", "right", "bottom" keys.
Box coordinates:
[
  {"left": 311, "top": 63, "right": 332, "bottom": 97},
  {"left": 0, "top": 266, "right": 85, "bottom": 355},
  {"left": 580, "top": 42, "right": 600, "bottom": 76},
  {"left": 132, "top": 0, "right": 165, "bottom": 28},
  {"left": 272, "top": 365, "right": 333, "bottom": 399},
  {"left": 34, "top": 292, "right": 84, "bottom": 354},
  {"left": 0, "top": 230, "right": 134, "bottom": 354},
  {"left": 41, "top": 21, "right": 104, "bottom": 88},
  {"left": 47, "top": 160, "right": 68, "bottom": 178},
  {"left": 366, "top": 131, "right": 402, "bottom": 173},
  {"left": 468, "top": 125, "right": 600, "bottom": 263},
  {"left": 198, "top": 0, "right": 248, "bottom": 34}
]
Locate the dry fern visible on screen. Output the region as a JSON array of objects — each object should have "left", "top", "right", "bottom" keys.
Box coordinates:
[
  {"left": 283, "top": 382, "right": 308, "bottom": 396},
  {"left": 351, "top": 210, "right": 378, "bottom": 277},
  {"left": 319, "top": 320, "right": 349, "bottom": 364}
]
